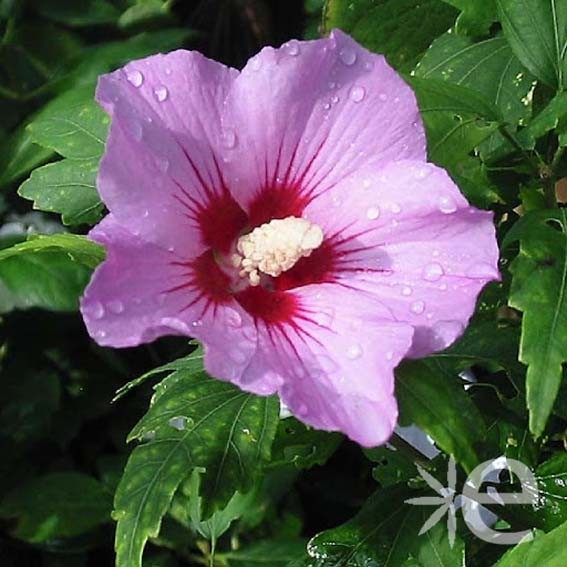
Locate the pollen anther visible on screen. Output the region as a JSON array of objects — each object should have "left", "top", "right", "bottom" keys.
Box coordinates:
[{"left": 233, "top": 216, "right": 324, "bottom": 286}]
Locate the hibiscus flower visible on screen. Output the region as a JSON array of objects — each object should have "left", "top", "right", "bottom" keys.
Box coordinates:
[{"left": 81, "top": 30, "right": 499, "bottom": 447}]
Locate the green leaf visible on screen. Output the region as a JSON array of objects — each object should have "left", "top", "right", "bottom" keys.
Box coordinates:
[
  {"left": 114, "top": 350, "right": 279, "bottom": 567},
  {"left": 28, "top": 84, "right": 108, "bottom": 159},
  {"left": 34, "top": 0, "right": 120, "bottom": 27},
  {"left": 511, "top": 452, "right": 567, "bottom": 531},
  {"left": 223, "top": 539, "right": 308, "bottom": 565},
  {"left": 497, "top": 0, "right": 567, "bottom": 90},
  {"left": 396, "top": 360, "right": 484, "bottom": 473},
  {"left": 118, "top": 0, "right": 173, "bottom": 30},
  {"left": 323, "top": 0, "right": 458, "bottom": 72},
  {"left": 416, "top": 33, "right": 534, "bottom": 160},
  {"left": 494, "top": 519, "right": 567, "bottom": 566},
  {"left": 524, "top": 91, "right": 567, "bottom": 147},
  {"left": 0, "top": 21, "right": 82, "bottom": 100},
  {"left": 442, "top": 0, "right": 497, "bottom": 36},
  {"left": 409, "top": 77, "right": 501, "bottom": 169},
  {"left": 19, "top": 158, "right": 103, "bottom": 226},
  {"left": 170, "top": 469, "right": 258, "bottom": 541},
  {"left": 268, "top": 418, "right": 342, "bottom": 470},
  {"left": 0, "top": 233, "right": 104, "bottom": 312},
  {"left": 0, "top": 472, "right": 112, "bottom": 543},
  {"left": 306, "top": 485, "right": 465, "bottom": 566},
  {"left": 508, "top": 209, "right": 567, "bottom": 437},
  {"left": 0, "top": 125, "right": 54, "bottom": 187}
]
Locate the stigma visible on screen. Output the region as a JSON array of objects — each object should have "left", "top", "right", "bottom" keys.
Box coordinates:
[{"left": 232, "top": 216, "right": 324, "bottom": 286}]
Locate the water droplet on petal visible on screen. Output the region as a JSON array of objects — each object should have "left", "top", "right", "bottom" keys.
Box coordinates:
[
  {"left": 346, "top": 344, "right": 363, "bottom": 360},
  {"left": 191, "top": 320, "right": 203, "bottom": 327},
  {"left": 349, "top": 85, "right": 366, "bottom": 102},
  {"left": 385, "top": 351, "right": 394, "bottom": 361},
  {"left": 379, "top": 93, "right": 388, "bottom": 102},
  {"left": 154, "top": 85, "right": 168, "bottom": 102},
  {"left": 90, "top": 302, "right": 105, "bottom": 319},
  {"left": 439, "top": 196, "right": 458, "bottom": 214},
  {"left": 129, "top": 119, "right": 143, "bottom": 141},
  {"left": 127, "top": 69, "right": 144, "bottom": 87},
  {"left": 339, "top": 47, "right": 357, "bottom": 66},
  {"left": 250, "top": 56, "right": 262, "bottom": 71},
  {"left": 285, "top": 40, "right": 300, "bottom": 56},
  {"left": 165, "top": 68, "right": 172, "bottom": 76},
  {"left": 411, "top": 300, "right": 425, "bottom": 314},
  {"left": 364, "top": 60, "right": 374, "bottom": 71},
  {"left": 466, "top": 263, "right": 498, "bottom": 279},
  {"left": 366, "top": 206, "right": 380, "bottom": 220},
  {"left": 221, "top": 129, "right": 237, "bottom": 149},
  {"left": 108, "top": 300, "right": 124, "bottom": 314},
  {"left": 391, "top": 203, "right": 401, "bottom": 214},
  {"left": 415, "top": 167, "right": 431, "bottom": 180},
  {"left": 363, "top": 178, "right": 372, "bottom": 189},
  {"left": 225, "top": 307, "right": 242, "bottom": 328},
  {"left": 156, "top": 156, "right": 169, "bottom": 173},
  {"left": 331, "top": 95, "right": 340, "bottom": 104},
  {"left": 401, "top": 286, "right": 413, "bottom": 296},
  {"left": 328, "top": 81, "right": 337, "bottom": 89},
  {"left": 323, "top": 101, "right": 331, "bottom": 111},
  {"left": 423, "top": 262, "right": 444, "bottom": 282}
]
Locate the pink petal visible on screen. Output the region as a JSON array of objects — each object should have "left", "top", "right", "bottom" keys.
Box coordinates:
[
  {"left": 96, "top": 50, "right": 241, "bottom": 254},
  {"left": 222, "top": 29, "right": 425, "bottom": 224},
  {"left": 304, "top": 160, "right": 499, "bottom": 357},
  {"left": 80, "top": 215, "right": 257, "bottom": 379},
  {"left": 238, "top": 283, "right": 414, "bottom": 447}
]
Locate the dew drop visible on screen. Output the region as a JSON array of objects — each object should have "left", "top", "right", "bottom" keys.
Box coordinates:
[
  {"left": 285, "top": 40, "right": 300, "bottom": 56},
  {"left": 250, "top": 56, "right": 262, "bottom": 71},
  {"left": 108, "top": 300, "right": 124, "bottom": 314},
  {"left": 96, "top": 330, "right": 107, "bottom": 339},
  {"left": 328, "top": 81, "right": 337, "bottom": 90},
  {"left": 296, "top": 403, "right": 308, "bottom": 416},
  {"left": 401, "top": 286, "right": 413, "bottom": 296},
  {"left": 439, "top": 196, "right": 458, "bottom": 214},
  {"left": 221, "top": 129, "right": 237, "bottom": 149},
  {"left": 225, "top": 308, "right": 242, "bottom": 328},
  {"left": 191, "top": 320, "right": 203, "bottom": 327},
  {"left": 156, "top": 156, "right": 169, "bottom": 173},
  {"left": 423, "top": 262, "right": 444, "bottom": 282},
  {"left": 127, "top": 69, "right": 144, "bottom": 87},
  {"left": 410, "top": 300, "right": 425, "bottom": 314},
  {"left": 339, "top": 47, "right": 357, "bottom": 66},
  {"left": 364, "top": 60, "right": 374, "bottom": 71},
  {"left": 414, "top": 167, "right": 431, "bottom": 180},
  {"left": 346, "top": 343, "right": 363, "bottom": 360},
  {"left": 90, "top": 302, "right": 105, "bottom": 320},
  {"left": 379, "top": 93, "right": 388, "bottom": 102},
  {"left": 153, "top": 85, "right": 169, "bottom": 102},
  {"left": 156, "top": 293, "right": 167, "bottom": 306},
  {"left": 366, "top": 206, "right": 380, "bottom": 220},
  {"left": 165, "top": 68, "right": 172, "bottom": 76},
  {"left": 168, "top": 416, "right": 189, "bottom": 431},
  {"left": 129, "top": 119, "right": 143, "bottom": 141},
  {"left": 391, "top": 203, "right": 401, "bottom": 214},
  {"left": 466, "top": 263, "right": 498, "bottom": 279},
  {"left": 331, "top": 95, "right": 340, "bottom": 104},
  {"left": 323, "top": 101, "right": 331, "bottom": 111},
  {"left": 349, "top": 85, "right": 366, "bottom": 102}
]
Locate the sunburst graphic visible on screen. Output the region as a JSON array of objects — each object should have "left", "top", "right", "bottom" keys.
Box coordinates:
[{"left": 405, "top": 456, "right": 458, "bottom": 547}]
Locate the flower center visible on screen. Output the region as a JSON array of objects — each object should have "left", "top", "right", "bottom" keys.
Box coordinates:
[{"left": 232, "top": 216, "right": 324, "bottom": 286}]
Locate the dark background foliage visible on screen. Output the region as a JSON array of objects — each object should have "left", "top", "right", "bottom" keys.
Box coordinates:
[{"left": 1, "top": 1, "right": 567, "bottom": 566}]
